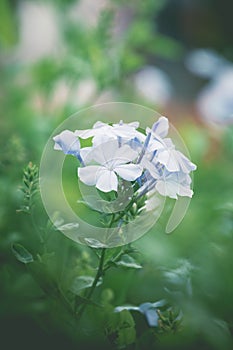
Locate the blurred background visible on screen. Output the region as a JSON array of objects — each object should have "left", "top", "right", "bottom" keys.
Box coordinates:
[{"left": 1, "top": 0, "right": 233, "bottom": 349}]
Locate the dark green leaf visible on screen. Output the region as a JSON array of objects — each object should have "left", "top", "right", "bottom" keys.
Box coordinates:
[
  {"left": 84, "top": 238, "right": 107, "bottom": 248},
  {"left": 56, "top": 222, "right": 80, "bottom": 231},
  {"left": 12, "top": 243, "right": 34, "bottom": 264},
  {"left": 117, "top": 310, "right": 136, "bottom": 347},
  {"left": 118, "top": 326, "right": 136, "bottom": 347},
  {"left": 116, "top": 254, "right": 142, "bottom": 269}
]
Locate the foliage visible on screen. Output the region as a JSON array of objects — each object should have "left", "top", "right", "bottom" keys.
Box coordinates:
[
  {"left": 1, "top": 0, "right": 233, "bottom": 349},
  {"left": 17, "top": 162, "right": 39, "bottom": 214}
]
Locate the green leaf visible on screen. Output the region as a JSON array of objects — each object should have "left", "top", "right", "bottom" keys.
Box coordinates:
[
  {"left": 104, "top": 246, "right": 122, "bottom": 262},
  {"left": 56, "top": 222, "right": 80, "bottom": 231},
  {"left": 118, "top": 326, "right": 136, "bottom": 347},
  {"left": 70, "top": 275, "right": 102, "bottom": 295},
  {"left": 117, "top": 310, "right": 136, "bottom": 347},
  {"left": 84, "top": 238, "right": 107, "bottom": 248},
  {"left": 120, "top": 308, "right": 135, "bottom": 327},
  {"left": 12, "top": 243, "right": 34, "bottom": 264},
  {"left": 116, "top": 254, "right": 142, "bottom": 269}
]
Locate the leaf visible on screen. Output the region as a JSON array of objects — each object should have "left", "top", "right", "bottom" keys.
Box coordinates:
[
  {"left": 117, "top": 326, "right": 136, "bottom": 347},
  {"left": 104, "top": 247, "right": 122, "bottom": 262},
  {"left": 84, "top": 238, "right": 107, "bottom": 248},
  {"left": 117, "top": 310, "right": 136, "bottom": 347},
  {"left": 56, "top": 222, "right": 79, "bottom": 231},
  {"left": 70, "top": 275, "right": 102, "bottom": 295},
  {"left": 12, "top": 243, "right": 34, "bottom": 264},
  {"left": 116, "top": 254, "right": 142, "bottom": 269},
  {"left": 77, "top": 199, "right": 99, "bottom": 212}
]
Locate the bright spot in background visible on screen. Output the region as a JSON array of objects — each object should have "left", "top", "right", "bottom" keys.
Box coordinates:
[
  {"left": 197, "top": 67, "right": 233, "bottom": 126},
  {"left": 134, "top": 66, "right": 173, "bottom": 107},
  {"left": 16, "top": 1, "right": 60, "bottom": 63},
  {"left": 185, "top": 49, "right": 228, "bottom": 79},
  {"left": 186, "top": 49, "right": 233, "bottom": 126}
]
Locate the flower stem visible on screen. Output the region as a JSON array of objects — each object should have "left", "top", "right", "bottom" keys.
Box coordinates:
[
  {"left": 85, "top": 247, "right": 106, "bottom": 300},
  {"left": 76, "top": 247, "right": 106, "bottom": 321},
  {"left": 76, "top": 213, "right": 117, "bottom": 321}
]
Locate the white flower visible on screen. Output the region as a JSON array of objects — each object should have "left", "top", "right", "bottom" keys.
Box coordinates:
[
  {"left": 78, "top": 140, "right": 143, "bottom": 192},
  {"left": 137, "top": 116, "right": 168, "bottom": 163},
  {"left": 157, "top": 140, "right": 196, "bottom": 173},
  {"left": 155, "top": 171, "right": 193, "bottom": 199},
  {"left": 146, "top": 137, "right": 196, "bottom": 173},
  {"left": 53, "top": 130, "right": 80, "bottom": 157},
  {"left": 112, "top": 120, "right": 142, "bottom": 139},
  {"left": 75, "top": 120, "right": 144, "bottom": 145},
  {"left": 53, "top": 118, "right": 197, "bottom": 199},
  {"left": 143, "top": 116, "right": 196, "bottom": 174},
  {"left": 75, "top": 121, "right": 111, "bottom": 139},
  {"left": 141, "top": 158, "right": 193, "bottom": 199},
  {"left": 149, "top": 116, "right": 169, "bottom": 138}
]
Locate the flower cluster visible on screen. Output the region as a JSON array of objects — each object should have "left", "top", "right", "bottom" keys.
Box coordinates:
[{"left": 53, "top": 117, "right": 196, "bottom": 200}]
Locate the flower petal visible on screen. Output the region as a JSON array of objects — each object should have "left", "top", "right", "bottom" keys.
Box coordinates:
[
  {"left": 93, "top": 121, "right": 108, "bottom": 129},
  {"left": 157, "top": 150, "right": 180, "bottom": 172},
  {"left": 112, "top": 121, "right": 140, "bottom": 139},
  {"left": 113, "top": 121, "right": 139, "bottom": 129},
  {"left": 112, "top": 126, "right": 139, "bottom": 139},
  {"left": 178, "top": 185, "right": 193, "bottom": 197},
  {"left": 152, "top": 116, "right": 169, "bottom": 138},
  {"left": 176, "top": 151, "right": 197, "bottom": 173},
  {"left": 53, "top": 130, "right": 80, "bottom": 156},
  {"left": 112, "top": 145, "right": 139, "bottom": 166},
  {"left": 92, "top": 140, "right": 120, "bottom": 164},
  {"left": 156, "top": 180, "right": 179, "bottom": 199},
  {"left": 155, "top": 171, "right": 194, "bottom": 199},
  {"left": 141, "top": 158, "right": 160, "bottom": 179},
  {"left": 79, "top": 147, "right": 93, "bottom": 164},
  {"left": 75, "top": 122, "right": 111, "bottom": 139},
  {"left": 78, "top": 165, "right": 103, "bottom": 186},
  {"left": 92, "top": 134, "right": 116, "bottom": 147},
  {"left": 148, "top": 138, "right": 164, "bottom": 152},
  {"left": 96, "top": 169, "right": 118, "bottom": 192},
  {"left": 114, "top": 164, "right": 143, "bottom": 181}
]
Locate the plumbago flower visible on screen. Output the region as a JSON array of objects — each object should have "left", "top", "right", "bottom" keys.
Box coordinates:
[
  {"left": 52, "top": 117, "right": 197, "bottom": 326},
  {"left": 78, "top": 140, "right": 142, "bottom": 192},
  {"left": 53, "top": 117, "right": 196, "bottom": 204}
]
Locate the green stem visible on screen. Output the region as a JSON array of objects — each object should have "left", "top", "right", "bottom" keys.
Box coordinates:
[
  {"left": 75, "top": 210, "right": 126, "bottom": 321},
  {"left": 112, "top": 196, "right": 136, "bottom": 223},
  {"left": 76, "top": 247, "right": 106, "bottom": 321}
]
